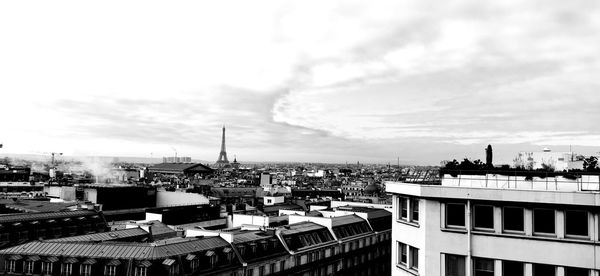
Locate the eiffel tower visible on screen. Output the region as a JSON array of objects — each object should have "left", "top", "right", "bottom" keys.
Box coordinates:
[{"left": 215, "top": 126, "right": 230, "bottom": 167}]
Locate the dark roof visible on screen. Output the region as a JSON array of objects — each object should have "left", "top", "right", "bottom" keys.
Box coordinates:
[
  {"left": 262, "top": 204, "right": 303, "bottom": 214},
  {"left": 331, "top": 215, "right": 372, "bottom": 239},
  {"left": 279, "top": 222, "right": 335, "bottom": 251},
  {"left": 51, "top": 228, "right": 149, "bottom": 242},
  {"left": 0, "top": 210, "right": 99, "bottom": 224},
  {"left": 147, "top": 163, "right": 213, "bottom": 174},
  {"left": 0, "top": 199, "right": 76, "bottom": 213},
  {"left": 0, "top": 236, "right": 231, "bottom": 260}
]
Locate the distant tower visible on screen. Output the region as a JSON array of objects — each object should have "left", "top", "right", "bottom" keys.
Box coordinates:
[
  {"left": 216, "top": 126, "right": 230, "bottom": 167},
  {"left": 486, "top": 144, "right": 493, "bottom": 168}
]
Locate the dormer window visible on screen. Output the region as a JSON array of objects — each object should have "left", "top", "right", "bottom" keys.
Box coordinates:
[{"left": 104, "top": 259, "right": 121, "bottom": 276}]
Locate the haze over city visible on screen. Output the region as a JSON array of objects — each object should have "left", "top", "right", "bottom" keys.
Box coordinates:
[{"left": 1, "top": 0, "right": 599, "bottom": 164}]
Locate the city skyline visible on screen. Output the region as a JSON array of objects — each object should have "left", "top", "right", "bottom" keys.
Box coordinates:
[{"left": 1, "top": 1, "right": 599, "bottom": 165}]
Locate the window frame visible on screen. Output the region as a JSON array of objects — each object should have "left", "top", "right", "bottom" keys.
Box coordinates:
[
  {"left": 399, "top": 197, "right": 408, "bottom": 220},
  {"left": 473, "top": 204, "right": 494, "bottom": 230},
  {"left": 473, "top": 258, "right": 494, "bottom": 276},
  {"left": 446, "top": 203, "right": 466, "bottom": 228},
  {"left": 565, "top": 210, "right": 589, "bottom": 238},
  {"left": 397, "top": 242, "right": 407, "bottom": 265},
  {"left": 502, "top": 206, "right": 525, "bottom": 233},
  {"left": 409, "top": 246, "right": 419, "bottom": 270},
  {"left": 445, "top": 254, "right": 466, "bottom": 276},
  {"left": 533, "top": 208, "right": 556, "bottom": 235}
]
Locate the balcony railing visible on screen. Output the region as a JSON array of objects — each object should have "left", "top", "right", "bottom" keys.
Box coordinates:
[{"left": 439, "top": 169, "right": 600, "bottom": 192}]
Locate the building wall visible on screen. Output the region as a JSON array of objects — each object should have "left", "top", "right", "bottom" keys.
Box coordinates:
[
  {"left": 156, "top": 191, "right": 209, "bottom": 207},
  {"left": 389, "top": 181, "right": 600, "bottom": 276}
]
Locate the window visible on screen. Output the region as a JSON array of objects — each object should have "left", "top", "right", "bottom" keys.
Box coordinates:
[
  {"left": 62, "top": 263, "right": 73, "bottom": 276},
  {"left": 565, "top": 210, "right": 588, "bottom": 237},
  {"left": 446, "top": 203, "right": 466, "bottom": 227},
  {"left": 399, "top": 197, "right": 408, "bottom": 220},
  {"left": 502, "top": 261, "right": 523, "bottom": 276},
  {"left": 473, "top": 205, "right": 494, "bottom": 229},
  {"left": 280, "top": 260, "right": 286, "bottom": 271},
  {"left": 409, "top": 247, "right": 418, "bottom": 270},
  {"left": 503, "top": 207, "right": 524, "bottom": 232},
  {"left": 42, "top": 262, "right": 53, "bottom": 275},
  {"left": 270, "top": 263, "right": 275, "bottom": 273},
  {"left": 397, "top": 242, "right": 407, "bottom": 265},
  {"left": 105, "top": 265, "right": 117, "bottom": 276},
  {"left": 81, "top": 264, "right": 92, "bottom": 276},
  {"left": 411, "top": 199, "right": 419, "bottom": 222},
  {"left": 259, "top": 265, "right": 265, "bottom": 276},
  {"left": 25, "top": 261, "right": 35, "bottom": 274},
  {"left": 565, "top": 267, "right": 589, "bottom": 276},
  {"left": 6, "top": 260, "right": 16, "bottom": 273},
  {"left": 246, "top": 268, "right": 253, "bottom": 276},
  {"left": 473, "top": 258, "right": 494, "bottom": 276},
  {"left": 445, "top": 254, "right": 465, "bottom": 276},
  {"left": 134, "top": 267, "right": 147, "bottom": 276},
  {"left": 533, "top": 209, "right": 555, "bottom": 234},
  {"left": 533, "top": 264, "right": 555, "bottom": 276}
]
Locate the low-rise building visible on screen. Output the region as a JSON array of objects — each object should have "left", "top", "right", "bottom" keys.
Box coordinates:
[{"left": 386, "top": 170, "right": 600, "bottom": 276}]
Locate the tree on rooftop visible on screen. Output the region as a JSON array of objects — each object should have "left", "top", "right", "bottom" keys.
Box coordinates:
[{"left": 583, "top": 156, "right": 598, "bottom": 172}]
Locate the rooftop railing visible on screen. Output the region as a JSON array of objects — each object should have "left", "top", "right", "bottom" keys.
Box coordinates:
[{"left": 439, "top": 169, "right": 600, "bottom": 192}]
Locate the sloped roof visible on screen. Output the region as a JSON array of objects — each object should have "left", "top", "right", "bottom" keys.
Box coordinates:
[
  {"left": 147, "top": 163, "right": 213, "bottom": 174},
  {"left": 0, "top": 210, "right": 99, "bottom": 224},
  {"left": 0, "top": 236, "right": 231, "bottom": 260},
  {"left": 331, "top": 215, "right": 365, "bottom": 227},
  {"left": 51, "top": 228, "right": 148, "bottom": 242}
]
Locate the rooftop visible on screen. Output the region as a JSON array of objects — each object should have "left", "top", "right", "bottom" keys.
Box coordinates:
[
  {"left": 0, "top": 210, "right": 99, "bottom": 224},
  {"left": 0, "top": 236, "right": 231, "bottom": 260}
]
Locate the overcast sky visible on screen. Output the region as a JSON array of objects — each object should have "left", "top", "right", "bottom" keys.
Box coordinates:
[{"left": 1, "top": 1, "right": 599, "bottom": 165}]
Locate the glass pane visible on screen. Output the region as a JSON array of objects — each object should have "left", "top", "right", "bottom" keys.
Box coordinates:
[
  {"left": 533, "top": 209, "right": 555, "bottom": 234},
  {"left": 447, "top": 204, "right": 465, "bottom": 227},
  {"left": 565, "top": 211, "right": 588, "bottom": 236},
  {"left": 533, "top": 264, "right": 555, "bottom": 276},
  {"left": 445, "top": 254, "right": 465, "bottom": 276},
  {"left": 503, "top": 207, "right": 524, "bottom": 231},
  {"left": 474, "top": 205, "right": 494, "bottom": 229},
  {"left": 565, "top": 267, "right": 588, "bottom": 276},
  {"left": 503, "top": 261, "right": 524, "bottom": 276}
]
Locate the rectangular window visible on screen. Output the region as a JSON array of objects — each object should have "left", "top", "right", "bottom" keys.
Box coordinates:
[
  {"left": 411, "top": 199, "right": 419, "bottom": 222},
  {"left": 503, "top": 207, "right": 524, "bottom": 232},
  {"left": 397, "top": 242, "right": 407, "bottom": 265},
  {"left": 62, "top": 263, "right": 73, "bottom": 276},
  {"left": 533, "top": 264, "right": 555, "bottom": 276},
  {"left": 6, "top": 260, "right": 16, "bottom": 272},
  {"left": 134, "top": 267, "right": 147, "bottom": 276},
  {"left": 473, "top": 205, "right": 494, "bottom": 229},
  {"left": 503, "top": 261, "right": 524, "bottom": 276},
  {"left": 565, "top": 210, "right": 588, "bottom": 237},
  {"left": 473, "top": 258, "right": 494, "bottom": 276},
  {"left": 26, "top": 261, "right": 34, "bottom": 274},
  {"left": 409, "top": 247, "right": 418, "bottom": 269},
  {"left": 400, "top": 197, "right": 408, "bottom": 220},
  {"left": 445, "top": 254, "right": 465, "bottom": 276},
  {"left": 533, "top": 209, "right": 555, "bottom": 234},
  {"left": 81, "top": 264, "right": 92, "bottom": 276},
  {"left": 42, "top": 262, "right": 53, "bottom": 274},
  {"left": 565, "top": 267, "right": 589, "bottom": 276},
  {"left": 446, "top": 203, "right": 466, "bottom": 227},
  {"left": 105, "top": 265, "right": 117, "bottom": 276}
]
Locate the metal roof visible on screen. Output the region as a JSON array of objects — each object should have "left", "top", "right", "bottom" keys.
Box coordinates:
[
  {"left": 279, "top": 222, "right": 326, "bottom": 236},
  {"left": 330, "top": 215, "right": 366, "bottom": 227},
  {"left": 0, "top": 210, "right": 99, "bottom": 224},
  {"left": 147, "top": 163, "right": 212, "bottom": 174},
  {"left": 50, "top": 228, "right": 148, "bottom": 242},
  {"left": 0, "top": 236, "right": 231, "bottom": 260}
]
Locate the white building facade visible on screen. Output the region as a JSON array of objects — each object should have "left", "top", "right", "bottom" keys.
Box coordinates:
[{"left": 386, "top": 173, "right": 600, "bottom": 276}]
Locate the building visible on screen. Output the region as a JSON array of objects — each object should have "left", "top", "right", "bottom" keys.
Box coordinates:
[
  {"left": 386, "top": 169, "right": 600, "bottom": 276},
  {"left": 0, "top": 209, "right": 108, "bottom": 249},
  {"left": 44, "top": 184, "right": 158, "bottom": 211},
  {"left": 514, "top": 148, "right": 583, "bottom": 171},
  {"left": 162, "top": 156, "right": 192, "bottom": 163},
  {"left": 0, "top": 202, "right": 393, "bottom": 276},
  {"left": 147, "top": 163, "right": 214, "bottom": 178},
  {"left": 0, "top": 231, "right": 242, "bottom": 276}
]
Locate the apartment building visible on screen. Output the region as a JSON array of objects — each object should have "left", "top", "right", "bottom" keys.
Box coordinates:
[{"left": 386, "top": 170, "right": 600, "bottom": 276}]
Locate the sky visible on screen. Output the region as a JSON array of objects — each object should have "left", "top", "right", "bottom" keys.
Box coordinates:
[{"left": 1, "top": 0, "right": 600, "bottom": 165}]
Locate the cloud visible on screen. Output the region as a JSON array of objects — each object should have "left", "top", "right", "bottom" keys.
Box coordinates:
[{"left": 0, "top": 0, "right": 599, "bottom": 164}]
